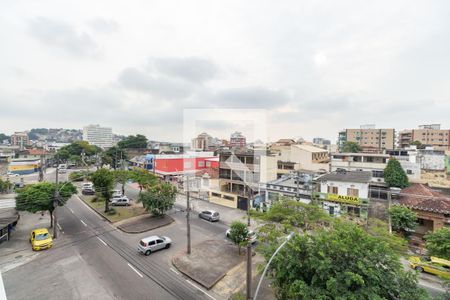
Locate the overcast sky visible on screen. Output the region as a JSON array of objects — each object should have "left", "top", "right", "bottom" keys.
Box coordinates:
[{"left": 1, "top": 0, "right": 450, "bottom": 143}]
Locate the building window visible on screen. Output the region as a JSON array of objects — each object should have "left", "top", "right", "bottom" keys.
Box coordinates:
[
  {"left": 327, "top": 186, "right": 338, "bottom": 194},
  {"left": 206, "top": 161, "right": 211, "bottom": 167},
  {"left": 407, "top": 170, "right": 413, "bottom": 175},
  {"left": 347, "top": 188, "right": 359, "bottom": 197},
  {"left": 372, "top": 170, "right": 384, "bottom": 178},
  {"left": 198, "top": 161, "right": 205, "bottom": 167},
  {"left": 184, "top": 161, "right": 192, "bottom": 168}
]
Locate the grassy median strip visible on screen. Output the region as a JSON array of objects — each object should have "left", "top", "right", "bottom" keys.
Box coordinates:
[{"left": 78, "top": 195, "right": 147, "bottom": 223}]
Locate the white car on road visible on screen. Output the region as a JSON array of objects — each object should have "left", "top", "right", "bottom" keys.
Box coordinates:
[
  {"left": 138, "top": 236, "right": 172, "bottom": 256},
  {"left": 226, "top": 229, "right": 258, "bottom": 244}
]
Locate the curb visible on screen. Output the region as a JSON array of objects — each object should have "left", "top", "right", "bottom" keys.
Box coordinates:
[
  {"left": 117, "top": 216, "right": 175, "bottom": 234},
  {"left": 76, "top": 194, "right": 113, "bottom": 223}
]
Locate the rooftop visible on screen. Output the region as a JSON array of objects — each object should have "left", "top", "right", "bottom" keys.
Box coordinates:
[
  {"left": 331, "top": 152, "right": 390, "bottom": 158},
  {"left": 317, "top": 171, "right": 372, "bottom": 183},
  {"left": 399, "top": 183, "right": 450, "bottom": 214},
  {"left": 293, "top": 144, "right": 328, "bottom": 153}
]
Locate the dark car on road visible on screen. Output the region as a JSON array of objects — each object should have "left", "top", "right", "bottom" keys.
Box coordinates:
[
  {"left": 198, "top": 210, "right": 220, "bottom": 222},
  {"left": 81, "top": 187, "right": 95, "bottom": 195}
]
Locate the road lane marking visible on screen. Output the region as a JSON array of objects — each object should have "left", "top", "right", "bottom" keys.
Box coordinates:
[
  {"left": 69, "top": 208, "right": 74, "bottom": 213},
  {"left": 0, "top": 270, "right": 7, "bottom": 300},
  {"left": 186, "top": 280, "right": 217, "bottom": 300},
  {"left": 80, "top": 219, "right": 87, "bottom": 227},
  {"left": 170, "top": 268, "right": 180, "bottom": 275},
  {"left": 75, "top": 195, "right": 103, "bottom": 220},
  {"left": 57, "top": 223, "right": 62, "bottom": 230},
  {"left": 127, "top": 263, "right": 143, "bottom": 278},
  {"left": 96, "top": 237, "right": 107, "bottom": 246}
]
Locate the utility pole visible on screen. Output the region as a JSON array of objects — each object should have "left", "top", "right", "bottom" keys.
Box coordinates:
[
  {"left": 186, "top": 175, "right": 191, "bottom": 254},
  {"left": 39, "top": 154, "right": 44, "bottom": 182},
  {"left": 53, "top": 167, "right": 60, "bottom": 238},
  {"left": 296, "top": 171, "right": 300, "bottom": 200},
  {"left": 246, "top": 185, "right": 253, "bottom": 300},
  {"left": 387, "top": 189, "right": 392, "bottom": 234}
]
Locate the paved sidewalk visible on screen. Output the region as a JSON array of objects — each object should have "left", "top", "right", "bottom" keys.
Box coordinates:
[{"left": 175, "top": 193, "right": 248, "bottom": 226}]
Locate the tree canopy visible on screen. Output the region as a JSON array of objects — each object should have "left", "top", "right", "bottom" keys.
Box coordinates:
[
  {"left": 228, "top": 221, "right": 248, "bottom": 255},
  {"left": 388, "top": 205, "right": 417, "bottom": 234},
  {"left": 55, "top": 141, "right": 101, "bottom": 163},
  {"left": 267, "top": 221, "right": 429, "bottom": 300},
  {"left": 425, "top": 228, "right": 450, "bottom": 260},
  {"left": 384, "top": 158, "right": 409, "bottom": 188},
  {"left": 113, "top": 170, "right": 131, "bottom": 195},
  {"left": 130, "top": 168, "right": 158, "bottom": 194},
  {"left": 342, "top": 141, "right": 362, "bottom": 153},
  {"left": 91, "top": 168, "right": 114, "bottom": 212},
  {"left": 138, "top": 182, "right": 176, "bottom": 216},
  {"left": 16, "top": 182, "right": 76, "bottom": 227},
  {"left": 117, "top": 134, "right": 148, "bottom": 149}
]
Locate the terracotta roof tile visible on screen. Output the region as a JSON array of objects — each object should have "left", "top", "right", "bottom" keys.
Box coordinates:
[{"left": 400, "top": 183, "right": 450, "bottom": 214}]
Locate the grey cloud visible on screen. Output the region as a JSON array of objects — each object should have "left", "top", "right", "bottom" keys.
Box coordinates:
[
  {"left": 28, "top": 17, "right": 98, "bottom": 57},
  {"left": 213, "top": 87, "right": 289, "bottom": 108},
  {"left": 118, "top": 67, "right": 195, "bottom": 99},
  {"left": 153, "top": 57, "right": 219, "bottom": 83},
  {"left": 299, "top": 96, "right": 352, "bottom": 112},
  {"left": 88, "top": 18, "right": 119, "bottom": 33}
]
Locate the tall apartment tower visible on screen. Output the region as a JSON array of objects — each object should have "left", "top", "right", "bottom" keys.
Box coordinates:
[
  {"left": 82, "top": 124, "right": 113, "bottom": 149},
  {"left": 338, "top": 125, "right": 395, "bottom": 153},
  {"left": 398, "top": 124, "right": 450, "bottom": 150}
]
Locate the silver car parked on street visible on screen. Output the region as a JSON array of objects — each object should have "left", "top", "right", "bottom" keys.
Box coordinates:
[{"left": 198, "top": 210, "right": 220, "bottom": 222}]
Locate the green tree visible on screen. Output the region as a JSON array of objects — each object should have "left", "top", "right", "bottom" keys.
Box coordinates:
[
  {"left": 56, "top": 141, "right": 102, "bottom": 164},
  {"left": 102, "top": 146, "right": 127, "bottom": 169},
  {"left": 424, "top": 228, "right": 450, "bottom": 259},
  {"left": 16, "top": 182, "right": 76, "bottom": 227},
  {"left": 388, "top": 205, "right": 417, "bottom": 235},
  {"left": 342, "top": 141, "right": 362, "bottom": 153},
  {"left": 117, "top": 134, "right": 148, "bottom": 149},
  {"left": 131, "top": 168, "right": 158, "bottom": 195},
  {"left": 384, "top": 158, "right": 409, "bottom": 188},
  {"left": 69, "top": 170, "right": 92, "bottom": 182},
  {"left": 251, "top": 199, "right": 330, "bottom": 232},
  {"left": 366, "top": 218, "right": 408, "bottom": 255},
  {"left": 138, "top": 183, "right": 176, "bottom": 216},
  {"left": 266, "top": 221, "right": 429, "bottom": 300},
  {"left": 0, "top": 178, "right": 12, "bottom": 193},
  {"left": 113, "top": 170, "right": 131, "bottom": 195},
  {"left": 91, "top": 168, "right": 114, "bottom": 213},
  {"left": 229, "top": 221, "right": 248, "bottom": 255}
]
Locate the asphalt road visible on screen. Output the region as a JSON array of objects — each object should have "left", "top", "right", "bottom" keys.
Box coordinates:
[{"left": 4, "top": 172, "right": 229, "bottom": 300}]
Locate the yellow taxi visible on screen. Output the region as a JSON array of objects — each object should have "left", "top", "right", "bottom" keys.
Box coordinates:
[
  {"left": 30, "top": 228, "right": 53, "bottom": 251},
  {"left": 409, "top": 256, "right": 450, "bottom": 279}
]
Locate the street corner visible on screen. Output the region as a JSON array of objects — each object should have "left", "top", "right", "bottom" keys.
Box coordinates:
[
  {"left": 116, "top": 214, "right": 174, "bottom": 234},
  {"left": 172, "top": 239, "right": 246, "bottom": 290}
]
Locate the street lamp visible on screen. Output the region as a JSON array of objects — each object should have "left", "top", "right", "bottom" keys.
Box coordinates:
[{"left": 253, "top": 232, "right": 295, "bottom": 300}]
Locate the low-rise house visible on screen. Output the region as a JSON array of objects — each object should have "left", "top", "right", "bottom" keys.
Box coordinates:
[
  {"left": 330, "top": 152, "right": 389, "bottom": 183},
  {"left": 270, "top": 143, "right": 329, "bottom": 176},
  {"left": 386, "top": 147, "right": 421, "bottom": 181},
  {"left": 261, "top": 171, "right": 315, "bottom": 206},
  {"left": 314, "top": 170, "right": 372, "bottom": 219},
  {"left": 398, "top": 184, "right": 450, "bottom": 235}
]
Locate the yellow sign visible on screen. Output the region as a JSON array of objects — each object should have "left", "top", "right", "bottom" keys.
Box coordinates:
[{"left": 327, "top": 194, "right": 360, "bottom": 205}]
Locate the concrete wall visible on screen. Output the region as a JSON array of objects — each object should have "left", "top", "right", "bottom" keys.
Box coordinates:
[
  {"left": 399, "top": 160, "right": 421, "bottom": 180},
  {"left": 419, "top": 153, "right": 445, "bottom": 170}
]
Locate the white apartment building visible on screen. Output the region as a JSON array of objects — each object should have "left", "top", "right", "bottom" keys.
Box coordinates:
[{"left": 82, "top": 125, "right": 113, "bottom": 149}]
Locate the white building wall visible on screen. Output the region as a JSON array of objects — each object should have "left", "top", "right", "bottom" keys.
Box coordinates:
[
  {"left": 419, "top": 153, "right": 445, "bottom": 171},
  {"left": 83, "top": 125, "right": 113, "bottom": 149},
  {"left": 319, "top": 180, "right": 369, "bottom": 198},
  {"left": 399, "top": 160, "right": 421, "bottom": 180}
]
